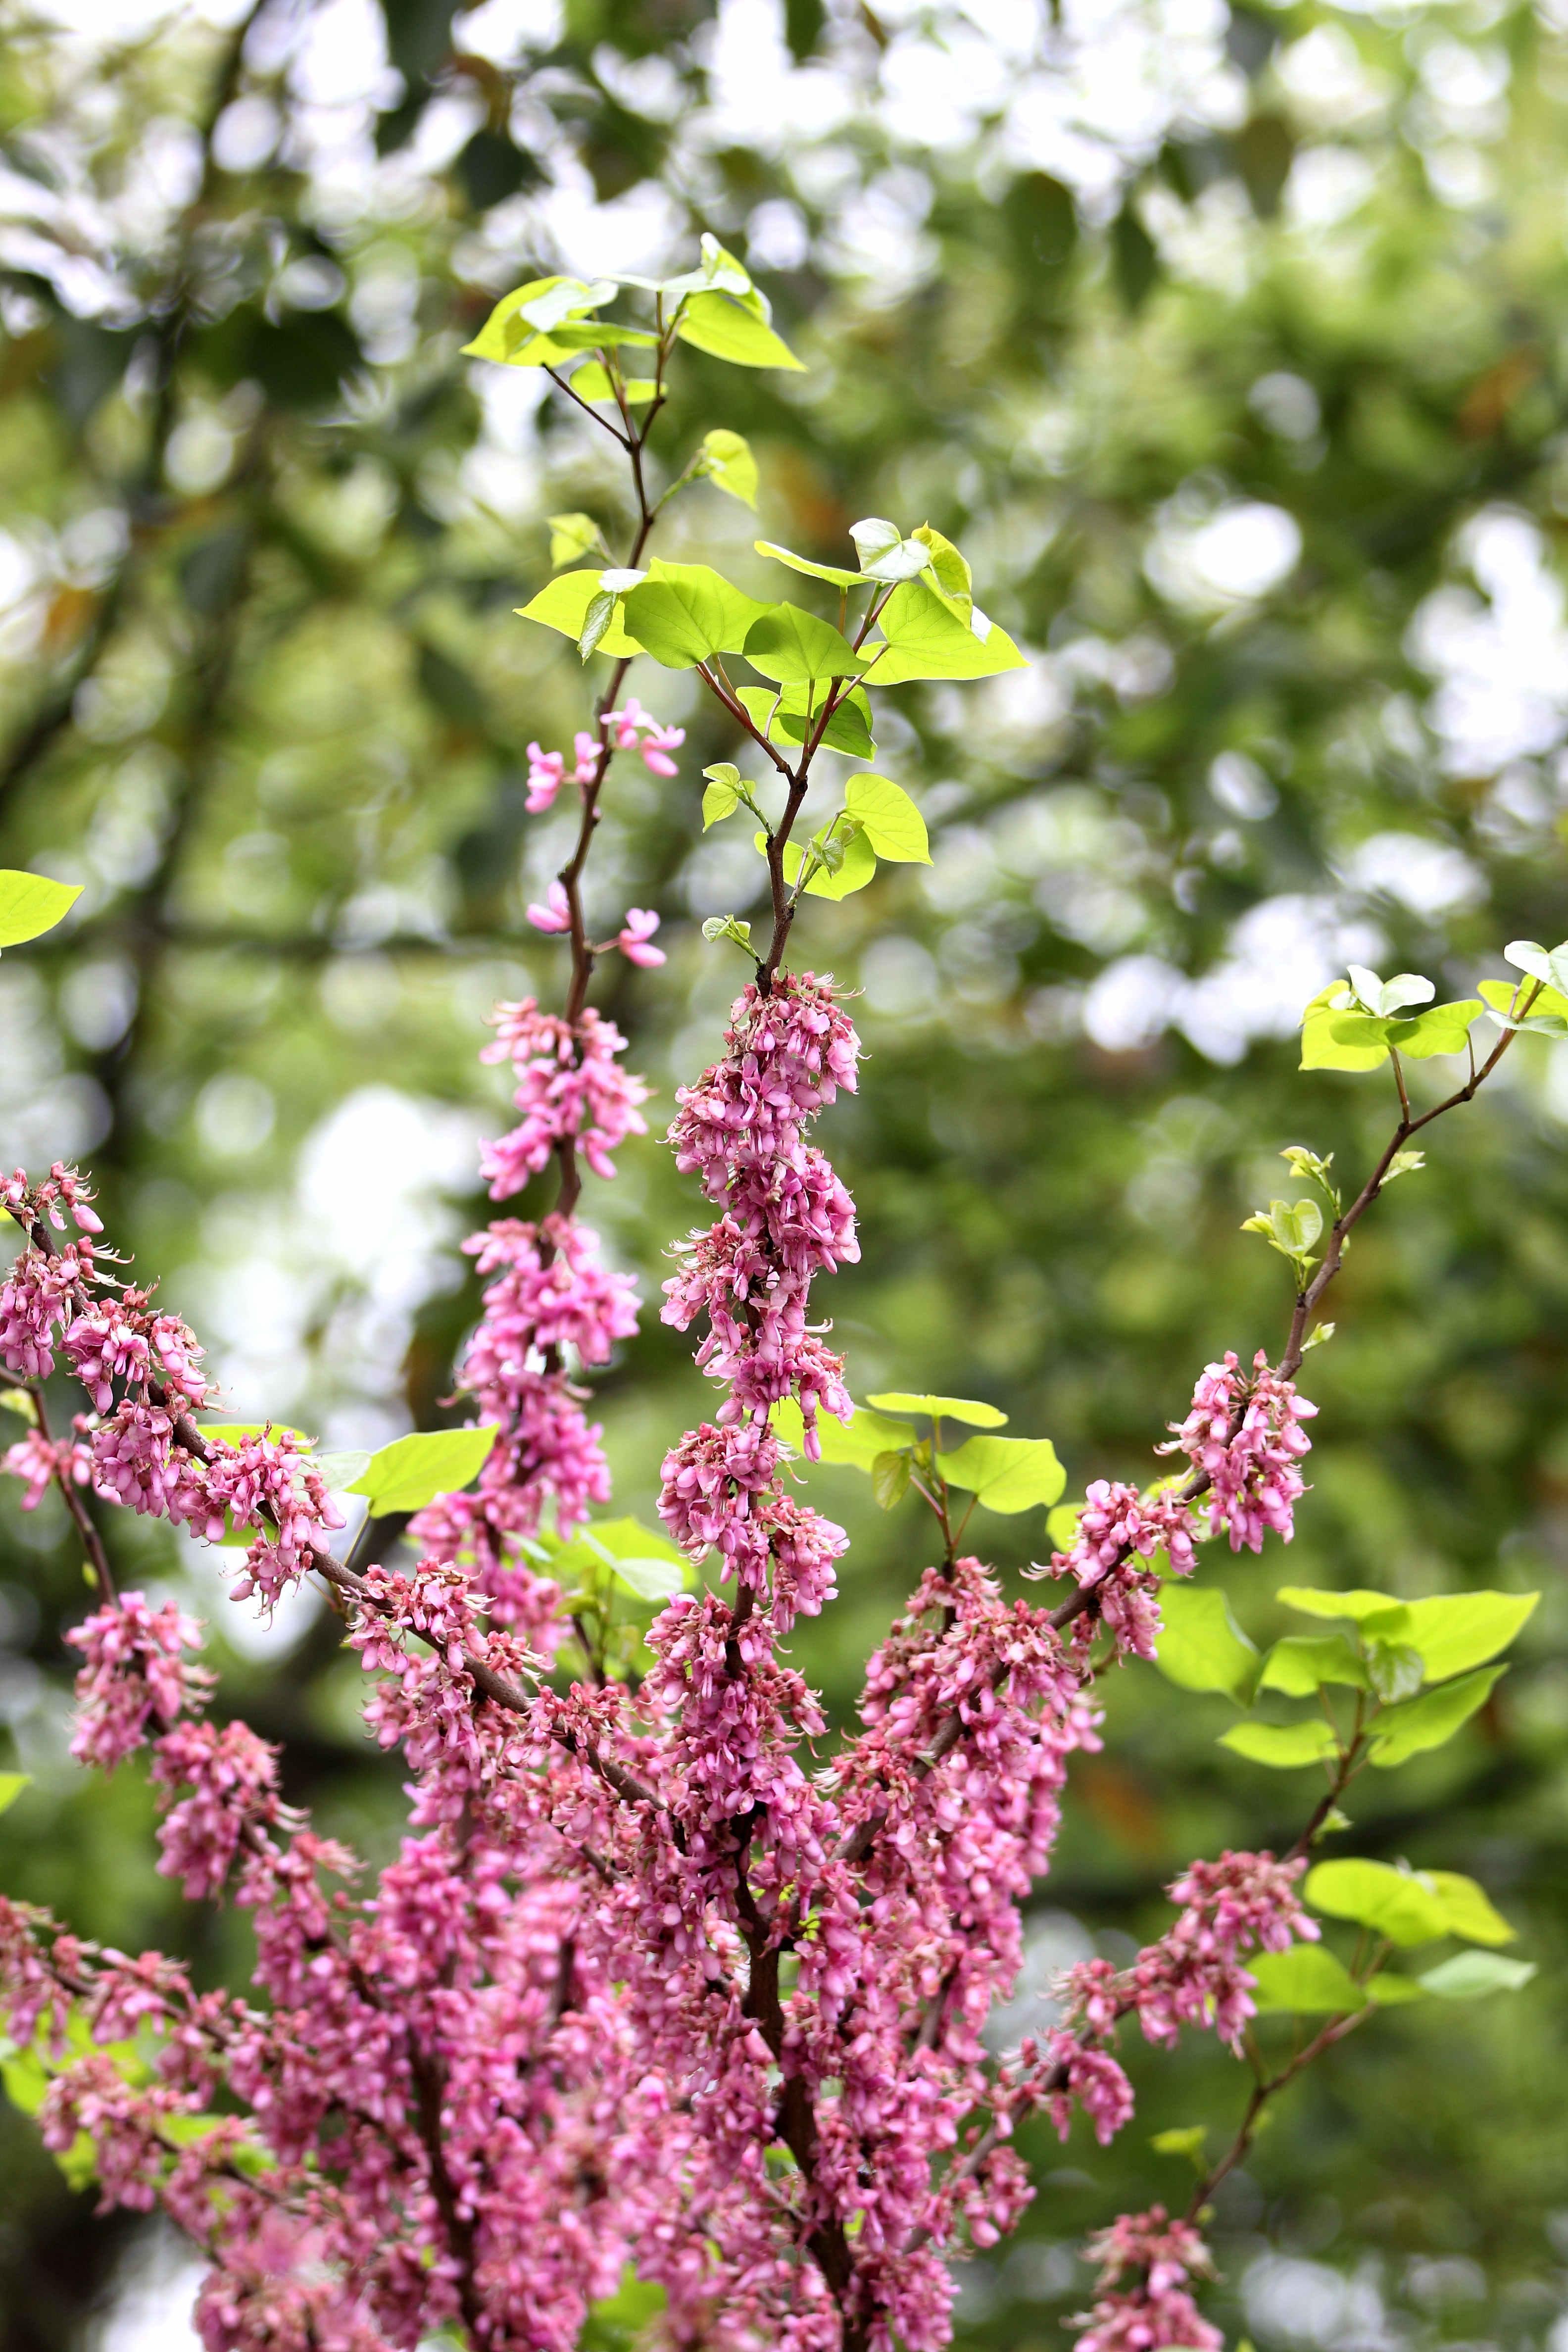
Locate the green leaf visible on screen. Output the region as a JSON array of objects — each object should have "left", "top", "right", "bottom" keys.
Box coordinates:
[
  {"left": 567, "top": 363, "right": 656, "bottom": 403},
  {"left": 743, "top": 604, "right": 865, "bottom": 685},
  {"left": 0, "top": 1772, "right": 30, "bottom": 1816},
  {"left": 1275, "top": 1586, "right": 1413, "bottom": 1634},
  {"left": 871, "top": 1449, "right": 912, "bottom": 1510},
  {"left": 1322, "top": 1001, "right": 1481, "bottom": 1063},
  {"left": 1369, "top": 1665, "right": 1506, "bottom": 1767},
  {"left": 737, "top": 681, "right": 875, "bottom": 757},
  {"left": 1418, "top": 1950, "right": 1536, "bottom": 2000},
  {"left": 1366, "top": 1972, "right": 1430, "bottom": 2004},
  {"left": 1477, "top": 974, "right": 1568, "bottom": 1037},
  {"left": 518, "top": 569, "right": 644, "bottom": 658},
  {"left": 1242, "top": 1197, "right": 1323, "bottom": 1263},
  {"left": 1300, "top": 983, "right": 1389, "bottom": 1073},
  {"left": 461, "top": 275, "right": 611, "bottom": 363},
  {"left": 768, "top": 827, "right": 878, "bottom": 900},
  {"left": 867, "top": 1393, "right": 1008, "bottom": 1428},
  {"left": 702, "top": 765, "right": 741, "bottom": 828},
  {"left": 1364, "top": 1640, "right": 1425, "bottom": 1705},
  {"left": 1046, "top": 1502, "right": 1082, "bottom": 1550},
  {"left": 621, "top": 561, "right": 772, "bottom": 669},
  {"left": 1155, "top": 1584, "right": 1261, "bottom": 1703},
  {"left": 1150, "top": 2124, "right": 1209, "bottom": 2171},
  {"left": 314, "top": 1449, "right": 373, "bottom": 1491},
  {"left": 701, "top": 914, "right": 753, "bottom": 952},
  {"left": 1218, "top": 1718, "right": 1340, "bottom": 1768},
  {"left": 753, "top": 539, "right": 861, "bottom": 588},
  {"left": 0, "top": 2045, "right": 50, "bottom": 2116},
  {"left": 676, "top": 289, "right": 804, "bottom": 370},
  {"left": 547, "top": 512, "right": 602, "bottom": 567},
  {"left": 1424, "top": 1870, "right": 1517, "bottom": 1946},
  {"left": 771, "top": 1395, "right": 914, "bottom": 1470},
  {"left": 607, "top": 1556, "right": 686, "bottom": 1602},
  {"left": 0, "top": 871, "right": 82, "bottom": 948},
  {"left": 849, "top": 516, "right": 933, "bottom": 584},
  {"left": 1248, "top": 1945, "right": 1366, "bottom": 2013},
  {"left": 1399, "top": 1591, "right": 1538, "bottom": 1683},
  {"left": 1259, "top": 1633, "right": 1368, "bottom": 1697},
  {"left": 911, "top": 524, "right": 972, "bottom": 612},
  {"left": 347, "top": 1426, "right": 499, "bottom": 1515},
  {"left": 1343, "top": 964, "right": 1435, "bottom": 1018},
  {"left": 937, "top": 1435, "right": 1066, "bottom": 1511},
  {"left": 866, "top": 579, "right": 1026, "bottom": 684},
  {"left": 697, "top": 428, "right": 758, "bottom": 507},
  {"left": 1304, "top": 1858, "right": 1452, "bottom": 1946},
  {"left": 844, "top": 774, "right": 931, "bottom": 863},
  {"left": 1505, "top": 936, "right": 1568, "bottom": 997},
  {"left": 587, "top": 1516, "right": 688, "bottom": 1569},
  {"left": 579, "top": 588, "right": 617, "bottom": 662}
]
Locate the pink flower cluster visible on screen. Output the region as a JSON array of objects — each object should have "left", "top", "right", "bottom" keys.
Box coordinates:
[
  {"left": 67, "top": 1594, "right": 209, "bottom": 1773},
  {"left": 1061, "top": 1847, "right": 1318, "bottom": 2058},
  {"left": 1045, "top": 1477, "right": 1196, "bottom": 1661},
  {"left": 1073, "top": 2207, "right": 1222, "bottom": 2352},
  {"left": 478, "top": 1000, "right": 649, "bottom": 1194},
  {"left": 524, "top": 700, "right": 683, "bottom": 816},
  {"left": 657, "top": 974, "right": 860, "bottom": 1607},
  {"left": 1165, "top": 1345, "right": 1317, "bottom": 1551},
  {"left": 1, "top": 1175, "right": 344, "bottom": 1617}
]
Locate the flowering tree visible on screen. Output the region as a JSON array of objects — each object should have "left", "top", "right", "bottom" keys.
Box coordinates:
[{"left": 0, "top": 249, "right": 1550, "bottom": 2352}]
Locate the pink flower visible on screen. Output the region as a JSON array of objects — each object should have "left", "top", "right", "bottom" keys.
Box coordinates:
[
  {"left": 66, "top": 1593, "right": 211, "bottom": 1773},
  {"left": 572, "top": 730, "right": 601, "bottom": 779},
  {"left": 638, "top": 721, "right": 684, "bottom": 777},
  {"left": 527, "top": 880, "right": 572, "bottom": 934},
  {"left": 525, "top": 743, "right": 566, "bottom": 814},
  {"left": 1072, "top": 2208, "right": 1222, "bottom": 2352},
  {"left": 615, "top": 908, "right": 666, "bottom": 967},
  {"left": 1162, "top": 1347, "right": 1317, "bottom": 1552},
  {"left": 603, "top": 699, "right": 685, "bottom": 775}
]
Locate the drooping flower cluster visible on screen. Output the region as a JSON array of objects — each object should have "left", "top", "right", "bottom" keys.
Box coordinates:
[
  {"left": 0, "top": 1173, "right": 343, "bottom": 1608},
  {"left": 1165, "top": 1346, "right": 1317, "bottom": 1551},
  {"left": 407, "top": 996, "right": 650, "bottom": 1628},
  {"left": 1072, "top": 2208, "right": 1223, "bottom": 2352},
  {"left": 1060, "top": 1846, "right": 1318, "bottom": 2058},
  {"left": 1045, "top": 1477, "right": 1197, "bottom": 1661},
  {"left": 0, "top": 1008, "right": 1329, "bottom": 2352},
  {"left": 478, "top": 1000, "right": 649, "bottom": 1194}
]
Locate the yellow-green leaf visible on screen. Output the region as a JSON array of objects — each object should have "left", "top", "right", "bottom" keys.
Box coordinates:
[
  {"left": 1369, "top": 1664, "right": 1506, "bottom": 1767},
  {"left": 867, "top": 1393, "right": 1008, "bottom": 1428},
  {"left": 518, "top": 570, "right": 644, "bottom": 658},
  {"left": 865, "top": 579, "right": 1026, "bottom": 684},
  {"left": 1155, "top": 1585, "right": 1260, "bottom": 1703},
  {"left": 1219, "top": 1717, "right": 1339, "bottom": 1768},
  {"left": 1305, "top": 1858, "right": 1451, "bottom": 1946},
  {"left": 1249, "top": 1945, "right": 1366, "bottom": 2013},
  {"left": 1400, "top": 1591, "right": 1538, "bottom": 1683},
  {"left": 348, "top": 1426, "right": 499, "bottom": 1515},
  {"left": 1424, "top": 1869, "right": 1516, "bottom": 1946},
  {"left": 1276, "top": 1586, "right": 1412, "bottom": 1633},
  {"left": 936, "top": 1434, "right": 1065, "bottom": 1511},
  {"left": 0, "top": 872, "right": 81, "bottom": 948},
  {"left": 767, "top": 828, "right": 878, "bottom": 900},
  {"left": 844, "top": 774, "right": 930, "bottom": 863},
  {"left": 676, "top": 289, "right": 804, "bottom": 370},
  {"left": 698, "top": 428, "right": 758, "bottom": 507}
]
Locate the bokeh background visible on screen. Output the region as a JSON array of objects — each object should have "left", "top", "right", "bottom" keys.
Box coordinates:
[{"left": 2, "top": 0, "right": 1568, "bottom": 2341}]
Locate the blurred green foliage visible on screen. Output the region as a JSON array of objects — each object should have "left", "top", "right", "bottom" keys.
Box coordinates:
[{"left": 2, "top": 0, "right": 1568, "bottom": 2343}]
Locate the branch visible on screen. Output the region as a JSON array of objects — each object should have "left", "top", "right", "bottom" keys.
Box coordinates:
[{"left": 0, "top": 0, "right": 268, "bottom": 814}]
